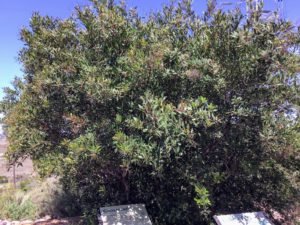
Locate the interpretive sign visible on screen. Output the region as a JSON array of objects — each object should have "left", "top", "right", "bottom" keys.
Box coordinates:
[
  {"left": 98, "top": 204, "right": 152, "bottom": 225},
  {"left": 213, "top": 212, "right": 273, "bottom": 225}
]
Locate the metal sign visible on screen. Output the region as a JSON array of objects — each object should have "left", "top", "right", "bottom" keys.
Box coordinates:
[
  {"left": 213, "top": 212, "right": 273, "bottom": 225},
  {"left": 98, "top": 204, "right": 152, "bottom": 225}
]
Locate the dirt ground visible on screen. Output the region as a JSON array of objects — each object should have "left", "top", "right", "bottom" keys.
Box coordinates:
[
  {"left": 0, "top": 217, "right": 83, "bottom": 225},
  {"left": 34, "top": 217, "right": 82, "bottom": 225}
]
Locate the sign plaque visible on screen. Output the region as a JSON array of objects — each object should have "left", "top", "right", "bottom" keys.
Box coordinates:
[
  {"left": 213, "top": 212, "right": 273, "bottom": 225},
  {"left": 98, "top": 204, "right": 152, "bottom": 225}
]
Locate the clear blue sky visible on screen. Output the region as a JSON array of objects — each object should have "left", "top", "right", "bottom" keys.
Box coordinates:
[{"left": 0, "top": 0, "right": 299, "bottom": 100}]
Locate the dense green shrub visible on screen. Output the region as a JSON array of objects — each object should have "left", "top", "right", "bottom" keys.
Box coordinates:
[{"left": 1, "top": 0, "right": 299, "bottom": 224}]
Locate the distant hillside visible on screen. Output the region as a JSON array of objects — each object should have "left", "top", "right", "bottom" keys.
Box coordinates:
[
  {"left": 0, "top": 124, "right": 7, "bottom": 153},
  {"left": 0, "top": 124, "right": 7, "bottom": 157},
  {"left": 0, "top": 139, "right": 7, "bottom": 153},
  {"left": 0, "top": 133, "right": 5, "bottom": 140},
  {"left": 0, "top": 123, "right": 34, "bottom": 180},
  {"left": 0, "top": 124, "right": 5, "bottom": 140}
]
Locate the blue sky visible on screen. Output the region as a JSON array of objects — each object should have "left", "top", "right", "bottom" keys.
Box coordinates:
[{"left": 0, "top": 0, "right": 299, "bottom": 100}]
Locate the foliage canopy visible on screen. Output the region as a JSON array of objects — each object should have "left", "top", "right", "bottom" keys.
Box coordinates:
[{"left": 1, "top": 0, "right": 300, "bottom": 224}]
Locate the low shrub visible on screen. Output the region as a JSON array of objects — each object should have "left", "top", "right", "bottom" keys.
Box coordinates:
[
  {"left": 0, "top": 178, "right": 81, "bottom": 221},
  {"left": 0, "top": 186, "right": 37, "bottom": 220},
  {"left": 0, "top": 176, "right": 8, "bottom": 184},
  {"left": 27, "top": 177, "right": 81, "bottom": 218}
]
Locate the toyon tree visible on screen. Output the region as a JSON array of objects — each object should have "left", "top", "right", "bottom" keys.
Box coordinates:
[{"left": 1, "top": 0, "right": 299, "bottom": 224}]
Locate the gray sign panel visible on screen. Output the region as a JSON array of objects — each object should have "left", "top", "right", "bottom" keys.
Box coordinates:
[
  {"left": 99, "top": 204, "right": 152, "bottom": 225},
  {"left": 213, "top": 212, "right": 273, "bottom": 225}
]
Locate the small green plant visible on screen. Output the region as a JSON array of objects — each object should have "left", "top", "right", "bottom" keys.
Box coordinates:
[
  {"left": 0, "top": 188, "right": 37, "bottom": 220},
  {"left": 0, "top": 178, "right": 81, "bottom": 221},
  {"left": 19, "top": 179, "right": 31, "bottom": 192},
  {"left": 2, "top": 200, "right": 37, "bottom": 220},
  {"left": 0, "top": 176, "right": 8, "bottom": 184}
]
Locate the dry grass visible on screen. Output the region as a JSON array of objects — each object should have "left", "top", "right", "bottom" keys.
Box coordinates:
[{"left": 0, "top": 177, "right": 81, "bottom": 222}]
